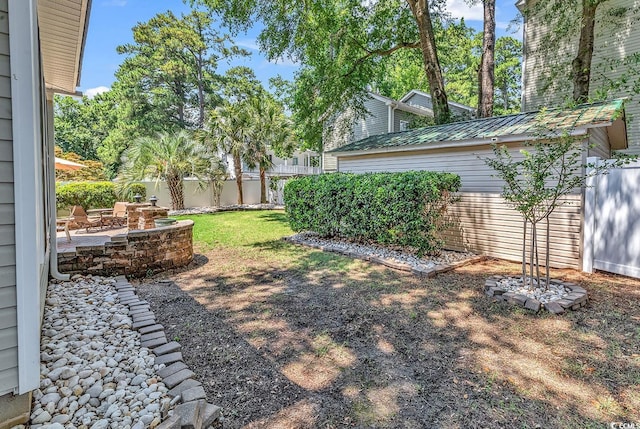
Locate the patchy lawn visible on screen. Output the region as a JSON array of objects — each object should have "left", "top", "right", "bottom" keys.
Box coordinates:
[{"left": 135, "top": 210, "right": 640, "bottom": 428}]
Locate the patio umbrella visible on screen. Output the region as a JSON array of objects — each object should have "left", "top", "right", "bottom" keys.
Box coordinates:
[{"left": 55, "top": 157, "right": 86, "bottom": 171}]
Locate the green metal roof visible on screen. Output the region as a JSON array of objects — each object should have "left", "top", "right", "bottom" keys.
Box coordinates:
[{"left": 329, "top": 99, "right": 625, "bottom": 154}]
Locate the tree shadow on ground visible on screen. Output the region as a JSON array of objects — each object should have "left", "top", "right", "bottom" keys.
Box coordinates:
[{"left": 136, "top": 241, "right": 640, "bottom": 429}]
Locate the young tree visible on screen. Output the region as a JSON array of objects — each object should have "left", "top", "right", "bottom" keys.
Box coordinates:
[
  {"left": 484, "top": 115, "right": 632, "bottom": 288},
  {"left": 119, "top": 131, "right": 213, "bottom": 210}
]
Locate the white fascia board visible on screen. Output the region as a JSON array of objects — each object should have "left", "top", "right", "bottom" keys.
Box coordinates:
[
  {"left": 332, "top": 129, "right": 591, "bottom": 158},
  {"left": 9, "top": 0, "right": 43, "bottom": 394}
]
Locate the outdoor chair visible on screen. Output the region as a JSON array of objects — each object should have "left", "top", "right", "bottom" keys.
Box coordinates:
[
  {"left": 69, "top": 205, "right": 103, "bottom": 233},
  {"left": 101, "top": 202, "right": 128, "bottom": 228}
]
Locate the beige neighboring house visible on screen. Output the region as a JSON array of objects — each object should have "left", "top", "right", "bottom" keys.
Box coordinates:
[
  {"left": 322, "top": 91, "right": 475, "bottom": 172},
  {"left": 0, "top": 1, "right": 91, "bottom": 427},
  {"left": 518, "top": 0, "right": 640, "bottom": 155}
]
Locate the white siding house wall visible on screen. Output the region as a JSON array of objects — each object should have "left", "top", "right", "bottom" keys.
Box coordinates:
[
  {"left": 337, "top": 143, "right": 584, "bottom": 269},
  {"left": 521, "top": 0, "right": 640, "bottom": 155}
]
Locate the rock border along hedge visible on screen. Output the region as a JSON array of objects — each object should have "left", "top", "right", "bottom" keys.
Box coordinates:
[
  {"left": 285, "top": 236, "right": 486, "bottom": 277},
  {"left": 484, "top": 275, "right": 589, "bottom": 314},
  {"left": 113, "top": 275, "right": 221, "bottom": 429}
]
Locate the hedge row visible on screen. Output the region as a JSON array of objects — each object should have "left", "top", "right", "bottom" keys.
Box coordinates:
[
  {"left": 56, "top": 181, "right": 147, "bottom": 211},
  {"left": 284, "top": 171, "right": 460, "bottom": 255}
]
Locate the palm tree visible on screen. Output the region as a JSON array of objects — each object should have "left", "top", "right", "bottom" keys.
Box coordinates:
[
  {"left": 204, "top": 102, "right": 249, "bottom": 204},
  {"left": 243, "top": 95, "right": 296, "bottom": 203},
  {"left": 119, "top": 131, "right": 212, "bottom": 210}
]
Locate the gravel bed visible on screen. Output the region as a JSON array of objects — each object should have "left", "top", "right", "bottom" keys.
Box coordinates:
[
  {"left": 495, "top": 276, "right": 571, "bottom": 304},
  {"left": 31, "top": 275, "right": 171, "bottom": 429},
  {"left": 287, "top": 231, "right": 476, "bottom": 272},
  {"left": 169, "top": 204, "right": 284, "bottom": 216}
]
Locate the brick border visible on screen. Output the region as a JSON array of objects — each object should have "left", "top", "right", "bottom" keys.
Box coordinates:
[
  {"left": 113, "top": 275, "right": 221, "bottom": 429},
  {"left": 284, "top": 236, "right": 485, "bottom": 277},
  {"left": 484, "top": 275, "right": 589, "bottom": 314}
]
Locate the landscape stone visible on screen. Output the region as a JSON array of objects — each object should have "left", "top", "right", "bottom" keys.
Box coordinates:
[
  {"left": 157, "top": 362, "right": 188, "bottom": 379},
  {"left": 155, "top": 414, "right": 181, "bottom": 429},
  {"left": 167, "top": 379, "right": 201, "bottom": 398},
  {"left": 201, "top": 403, "right": 222, "bottom": 427},
  {"left": 155, "top": 352, "right": 183, "bottom": 366},
  {"left": 142, "top": 335, "right": 168, "bottom": 349},
  {"left": 544, "top": 301, "right": 565, "bottom": 314},
  {"left": 181, "top": 385, "right": 206, "bottom": 402},
  {"left": 153, "top": 341, "right": 181, "bottom": 356},
  {"left": 141, "top": 330, "right": 166, "bottom": 342},
  {"left": 138, "top": 323, "right": 164, "bottom": 334},
  {"left": 524, "top": 298, "right": 541, "bottom": 312},
  {"left": 162, "top": 368, "right": 195, "bottom": 389},
  {"left": 174, "top": 399, "right": 206, "bottom": 429}
]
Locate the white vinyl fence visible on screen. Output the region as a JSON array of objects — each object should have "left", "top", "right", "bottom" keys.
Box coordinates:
[
  {"left": 583, "top": 157, "right": 640, "bottom": 278},
  {"left": 140, "top": 177, "right": 290, "bottom": 209}
]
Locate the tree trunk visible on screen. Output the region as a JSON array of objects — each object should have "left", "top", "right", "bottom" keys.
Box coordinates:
[
  {"left": 197, "top": 53, "right": 206, "bottom": 129},
  {"left": 545, "top": 215, "right": 551, "bottom": 289},
  {"left": 259, "top": 168, "right": 267, "bottom": 204},
  {"left": 572, "top": 0, "right": 598, "bottom": 104},
  {"left": 167, "top": 174, "right": 184, "bottom": 210},
  {"left": 406, "top": 0, "right": 451, "bottom": 124},
  {"left": 522, "top": 218, "right": 527, "bottom": 281},
  {"left": 234, "top": 153, "right": 244, "bottom": 205},
  {"left": 477, "top": 0, "right": 496, "bottom": 118}
]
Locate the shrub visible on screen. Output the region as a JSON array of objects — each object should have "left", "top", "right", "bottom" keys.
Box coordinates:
[
  {"left": 56, "top": 181, "right": 117, "bottom": 211},
  {"left": 115, "top": 182, "right": 147, "bottom": 202},
  {"left": 284, "top": 171, "right": 461, "bottom": 255}
]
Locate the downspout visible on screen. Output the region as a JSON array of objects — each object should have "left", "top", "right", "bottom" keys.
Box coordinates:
[
  {"left": 386, "top": 102, "right": 396, "bottom": 133},
  {"left": 46, "top": 95, "right": 69, "bottom": 280}
]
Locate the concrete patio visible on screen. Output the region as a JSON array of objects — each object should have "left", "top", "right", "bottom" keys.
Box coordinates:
[{"left": 56, "top": 226, "right": 128, "bottom": 252}]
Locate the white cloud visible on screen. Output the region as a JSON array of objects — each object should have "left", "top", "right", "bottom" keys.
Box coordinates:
[
  {"left": 84, "top": 86, "right": 110, "bottom": 99},
  {"left": 446, "top": 0, "right": 484, "bottom": 22},
  {"left": 236, "top": 39, "right": 259, "bottom": 51},
  {"left": 101, "top": 0, "right": 127, "bottom": 6},
  {"left": 266, "top": 55, "right": 299, "bottom": 67}
]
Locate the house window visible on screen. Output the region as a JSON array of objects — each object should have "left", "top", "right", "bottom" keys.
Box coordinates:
[
  {"left": 292, "top": 157, "right": 299, "bottom": 165},
  {"left": 399, "top": 120, "right": 409, "bottom": 131}
]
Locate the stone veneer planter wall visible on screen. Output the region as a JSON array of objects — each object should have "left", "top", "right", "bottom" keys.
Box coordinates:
[{"left": 58, "top": 221, "right": 194, "bottom": 277}]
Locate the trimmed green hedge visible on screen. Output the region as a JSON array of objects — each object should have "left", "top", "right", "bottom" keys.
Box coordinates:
[
  {"left": 56, "top": 181, "right": 147, "bottom": 211},
  {"left": 284, "top": 171, "right": 460, "bottom": 255}
]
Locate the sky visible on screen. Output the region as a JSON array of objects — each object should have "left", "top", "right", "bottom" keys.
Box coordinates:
[{"left": 79, "top": 0, "right": 522, "bottom": 98}]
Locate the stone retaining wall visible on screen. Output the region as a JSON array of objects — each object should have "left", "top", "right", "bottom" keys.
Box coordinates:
[{"left": 58, "top": 221, "right": 194, "bottom": 277}]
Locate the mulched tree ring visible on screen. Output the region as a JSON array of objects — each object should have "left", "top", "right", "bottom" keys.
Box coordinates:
[{"left": 484, "top": 275, "right": 589, "bottom": 314}]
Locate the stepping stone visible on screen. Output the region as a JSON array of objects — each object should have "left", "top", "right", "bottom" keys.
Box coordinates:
[
  {"left": 132, "top": 319, "right": 156, "bottom": 330},
  {"left": 133, "top": 312, "right": 155, "bottom": 321},
  {"left": 155, "top": 352, "right": 183, "bottom": 366},
  {"left": 162, "top": 368, "right": 195, "bottom": 389},
  {"left": 138, "top": 324, "right": 164, "bottom": 335},
  {"left": 142, "top": 335, "right": 167, "bottom": 349},
  {"left": 141, "top": 331, "right": 166, "bottom": 342},
  {"left": 167, "top": 379, "right": 200, "bottom": 398},
  {"left": 173, "top": 400, "right": 205, "bottom": 429},
  {"left": 129, "top": 307, "right": 151, "bottom": 315},
  {"left": 181, "top": 385, "right": 206, "bottom": 402},
  {"left": 155, "top": 414, "right": 180, "bottom": 429},
  {"left": 157, "top": 362, "right": 188, "bottom": 379},
  {"left": 202, "top": 403, "right": 222, "bottom": 427},
  {"left": 153, "top": 341, "right": 181, "bottom": 356},
  {"left": 130, "top": 304, "right": 150, "bottom": 312},
  {"left": 121, "top": 299, "right": 140, "bottom": 306}
]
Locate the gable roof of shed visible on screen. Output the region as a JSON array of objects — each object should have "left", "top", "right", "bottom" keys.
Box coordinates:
[{"left": 329, "top": 99, "right": 627, "bottom": 154}]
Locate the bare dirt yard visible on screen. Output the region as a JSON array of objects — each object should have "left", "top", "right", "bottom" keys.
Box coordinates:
[{"left": 135, "top": 211, "right": 640, "bottom": 428}]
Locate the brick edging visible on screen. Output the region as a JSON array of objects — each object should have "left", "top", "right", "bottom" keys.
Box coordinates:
[
  {"left": 484, "top": 275, "right": 589, "bottom": 314},
  {"left": 283, "top": 236, "right": 486, "bottom": 277},
  {"left": 114, "top": 276, "right": 221, "bottom": 429}
]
